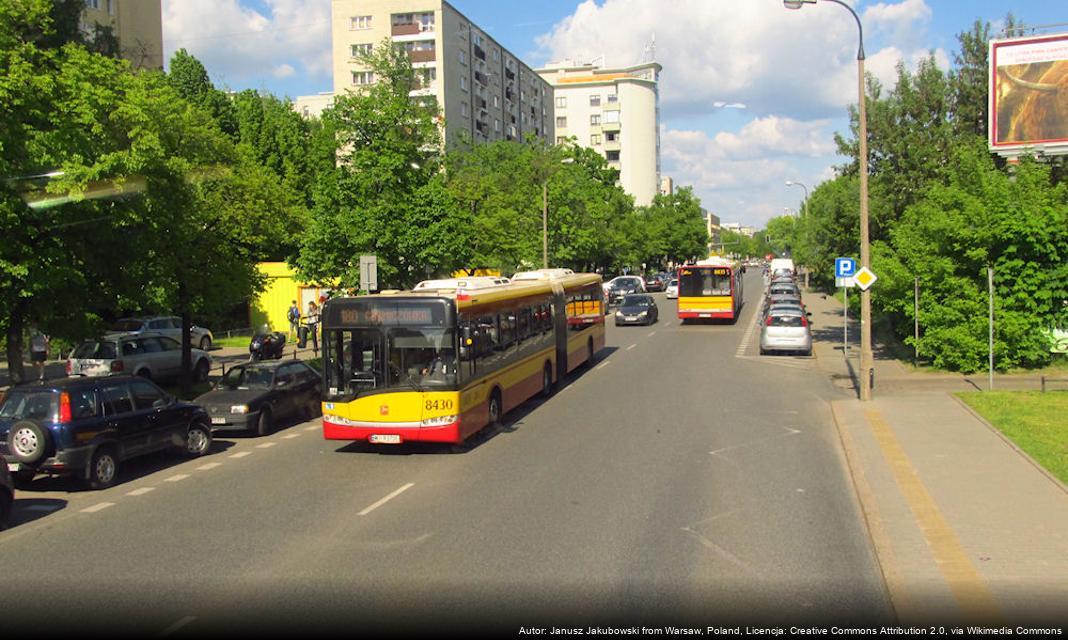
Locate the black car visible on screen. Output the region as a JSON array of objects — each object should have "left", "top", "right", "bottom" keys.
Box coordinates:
[
  {"left": 194, "top": 360, "right": 321, "bottom": 437},
  {"left": 1, "top": 461, "right": 12, "bottom": 529},
  {"left": 614, "top": 294, "right": 659, "bottom": 326},
  {"left": 0, "top": 376, "right": 213, "bottom": 490}
]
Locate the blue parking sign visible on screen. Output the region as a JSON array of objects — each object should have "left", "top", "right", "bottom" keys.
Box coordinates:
[{"left": 835, "top": 257, "right": 857, "bottom": 278}]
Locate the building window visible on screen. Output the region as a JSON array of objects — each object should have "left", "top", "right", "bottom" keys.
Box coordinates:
[
  {"left": 607, "top": 93, "right": 618, "bottom": 103},
  {"left": 473, "top": 33, "right": 483, "bottom": 47},
  {"left": 556, "top": 137, "right": 568, "bottom": 145},
  {"left": 86, "top": 0, "right": 101, "bottom": 8},
  {"left": 459, "top": 50, "right": 467, "bottom": 65},
  {"left": 352, "top": 71, "right": 374, "bottom": 86},
  {"left": 591, "top": 134, "right": 602, "bottom": 145},
  {"left": 495, "top": 119, "right": 501, "bottom": 132},
  {"left": 493, "top": 95, "right": 500, "bottom": 108},
  {"left": 555, "top": 96, "right": 566, "bottom": 109},
  {"left": 350, "top": 15, "right": 372, "bottom": 30},
  {"left": 461, "top": 102, "right": 469, "bottom": 117},
  {"left": 606, "top": 131, "right": 618, "bottom": 142},
  {"left": 590, "top": 114, "right": 601, "bottom": 126},
  {"left": 590, "top": 95, "right": 601, "bottom": 107},
  {"left": 351, "top": 43, "right": 372, "bottom": 58},
  {"left": 606, "top": 150, "right": 620, "bottom": 161},
  {"left": 460, "top": 76, "right": 468, "bottom": 92},
  {"left": 493, "top": 48, "right": 500, "bottom": 61},
  {"left": 604, "top": 110, "right": 620, "bottom": 124},
  {"left": 107, "top": 0, "right": 116, "bottom": 14},
  {"left": 556, "top": 116, "right": 567, "bottom": 128}
]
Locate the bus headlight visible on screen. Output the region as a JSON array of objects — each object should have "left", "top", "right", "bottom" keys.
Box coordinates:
[
  {"left": 420, "top": 415, "right": 458, "bottom": 427},
  {"left": 231, "top": 405, "right": 249, "bottom": 414}
]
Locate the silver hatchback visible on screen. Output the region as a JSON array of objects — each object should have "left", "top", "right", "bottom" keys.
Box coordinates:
[
  {"left": 760, "top": 310, "right": 812, "bottom": 356},
  {"left": 110, "top": 316, "right": 214, "bottom": 351},
  {"left": 67, "top": 333, "right": 213, "bottom": 383}
]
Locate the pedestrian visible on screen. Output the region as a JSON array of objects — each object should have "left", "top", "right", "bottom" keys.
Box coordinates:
[
  {"left": 305, "top": 301, "right": 320, "bottom": 354},
  {"left": 29, "top": 328, "right": 49, "bottom": 381},
  {"left": 287, "top": 300, "right": 301, "bottom": 340}
]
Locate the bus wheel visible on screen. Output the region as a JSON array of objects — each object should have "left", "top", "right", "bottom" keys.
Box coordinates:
[
  {"left": 488, "top": 390, "right": 503, "bottom": 429},
  {"left": 541, "top": 363, "right": 553, "bottom": 398}
]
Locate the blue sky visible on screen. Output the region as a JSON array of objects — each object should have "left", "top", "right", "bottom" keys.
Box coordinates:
[{"left": 161, "top": 0, "right": 1066, "bottom": 229}]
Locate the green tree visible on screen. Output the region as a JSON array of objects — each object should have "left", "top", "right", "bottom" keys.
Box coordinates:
[{"left": 168, "top": 48, "right": 239, "bottom": 139}]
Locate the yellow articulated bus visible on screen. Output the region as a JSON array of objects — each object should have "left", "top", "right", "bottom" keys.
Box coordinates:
[
  {"left": 320, "top": 269, "right": 605, "bottom": 446},
  {"left": 676, "top": 257, "right": 744, "bottom": 323}
]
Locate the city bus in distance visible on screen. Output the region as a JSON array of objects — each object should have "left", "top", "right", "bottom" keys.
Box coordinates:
[
  {"left": 319, "top": 269, "right": 605, "bottom": 446},
  {"left": 676, "top": 257, "right": 743, "bottom": 323}
]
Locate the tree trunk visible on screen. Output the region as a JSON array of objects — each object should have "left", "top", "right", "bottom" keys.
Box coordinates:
[
  {"left": 178, "top": 281, "right": 192, "bottom": 397},
  {"left": 5, "top": 301, "right": 28, "bottom": 385}
]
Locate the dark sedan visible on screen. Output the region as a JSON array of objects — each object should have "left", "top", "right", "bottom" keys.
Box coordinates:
[
  {"left": 614, "top": 294, "right": 659, "bottom": 326},
  {"left": 196, "top": 360, "right": 321, "bottom": 436}
]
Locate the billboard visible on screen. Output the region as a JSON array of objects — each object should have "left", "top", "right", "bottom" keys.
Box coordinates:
[{"left": 989, "top": 33, "right": 1068, "bottom": 157}]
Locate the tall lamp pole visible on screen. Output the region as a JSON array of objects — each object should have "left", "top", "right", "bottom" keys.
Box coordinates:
[
  {"left": 786, "top": 179, "right": 809, "bottom": 288},
  {"left": 542, "top": 181, "right": 549, "bottom": 268},
  {"left": 785, "top": 0, "right": 872, "bottom": 401}
]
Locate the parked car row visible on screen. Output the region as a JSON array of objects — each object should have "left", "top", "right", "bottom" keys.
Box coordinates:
[
  {"left": 759, "top": 267, "right": 813, "bottom": 357},
  {"left": 0, "top": 360, "right": 322, "bottom": 516}
]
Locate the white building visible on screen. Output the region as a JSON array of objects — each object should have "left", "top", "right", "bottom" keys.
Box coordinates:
[
  {"left": 536, "top": 59, "right": 662, "bottom": 206},
  {"left": 318, "top": 0, "right": 552, "bottom": 147},
  {"left": 293, "top": 92, "right": 336, "bottom": 119}
]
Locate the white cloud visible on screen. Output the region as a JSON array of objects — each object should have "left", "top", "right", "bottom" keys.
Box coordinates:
[{"left": 162, "top": 0, "right": 331, "bottom": 93}]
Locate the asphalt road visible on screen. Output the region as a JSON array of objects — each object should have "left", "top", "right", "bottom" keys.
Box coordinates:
[{"left": 0, "top": 272, "right": 893, "bottom": 635}]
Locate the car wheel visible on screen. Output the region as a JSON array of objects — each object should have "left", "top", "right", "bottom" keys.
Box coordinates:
[
  {"left": 185, "top": 422, "right": 212, "bottom": 457},
  {"left": 199, "top": 336, "right": 211, "bottom": 351},
  {"left": 86, "top": 446, "right": 120, "bottom": 490},
  {"left": 7, "top": 420, "right": 50, "bottom": 465},
  {"left": 255, "top": 409, "right": 273, "bottom": 437},
  {"left": 194, "top": 359, "right": 210, "bottom": 383},
  {"left": 540, "top": 363, "right": 553, "bottom": 398}
]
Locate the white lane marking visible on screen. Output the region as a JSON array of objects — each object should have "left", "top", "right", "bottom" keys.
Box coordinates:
[
  {"left": 358, "top": 483, "right": 415, "bottom": 517},
  {"left": 626, "top": 344, "right": 637, "bottom": 351},
  {"left": 126, "top": 487, "right": 156, "bottom": 496},
  {"left": 664, "top": 322, "right": 673, "bottom": 327},
  {"left": 197, "top": 462, "right": 222, "bottom": 471},
  {"left": 735, "top": 292, "right": 766, "bottom": 358},
  {"left": 303, "top": 425, "right": 320, "bottom": 432},
  {"left": 647, "top": 331, "right": 656, "bottom": 337},
  {"left": 157, "top": 616, "right": 197, "bottom": 637},
  {"left": 229, "top": 451, "right": 252, "bottom": 459},
  {"left": 283, "top": 433, "right": 301, "bottom": 439},
  {"left": 256, "top": 442, "right": 277, "bottom": 449},
  {"left": 164, "top": 474, "right": 189, "bottom": 483},
  {"left": 81, "top": 502, "right": 114, "bottom": 513},
  {"left": 595, "top": 360, "right": 610, "bottom": 370}
]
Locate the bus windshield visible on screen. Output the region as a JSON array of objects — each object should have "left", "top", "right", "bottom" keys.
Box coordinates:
[
  {"left": 323, "top": 326, "right": 457, "bottom": 400},
  {"left": 679, "top": 269, "right": 732, "bottom": 297}
]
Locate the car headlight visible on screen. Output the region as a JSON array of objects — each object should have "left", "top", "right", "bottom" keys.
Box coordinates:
[
  {"left": 231, "top": 405, "right": 249, "bottom": 414},
  {"left": 638, "top": 311, "right": 648, "bottom": 316},
  {"left": 615, "top": 311, "right": 623, "bottom": 317}
]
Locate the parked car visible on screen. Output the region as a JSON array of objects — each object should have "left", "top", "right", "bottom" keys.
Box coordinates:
[
  {"left": 665, "top": 278, "right": 679, "bottom": 299},
  {"left": 0, "top": 376, "right": 213, "bottom": 489},
  {"left": 194, "top": 360, "right": 321, "bottom": 436},
  {"left": 762, "top": 293, "right": 804, "bottom": 317},
  {"left": 110, "top": 316, "right": 214, "bottom": 351},
  {"left": 760, "top": 310, "right": 813, "bottom": 356},
  {"left": 644, "top": 275, "right": 665, "bottom": 292},
  {"left": 606, "top": 276, "right": 646, "bottom": 305},
  {"left": 615, "top": 294, "right": 659, "bottom": 326},
  {"left": 0, "top": 460, "right": 12, "bottom": 529},
  {"left": 67, "top": 333, "right": 212, "bottom": 383},
  {"left": 769, "top": 282, "right": 801, "bottom": 297}
]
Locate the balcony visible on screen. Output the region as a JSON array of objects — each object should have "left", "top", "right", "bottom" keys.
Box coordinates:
[
  {"left": 601, "top": 120, "right": 621, "bottom": 133},
  {"left": 474, "top": 44, "right": 486, "bottom": 61},
  {"left": 391, "top": 23, "right": 421, "bottom": 36},
  {"left": 604, "top": 137, "right": 621, "bottom": 152},
  {"left": 408, "top": 49, "right": 436, "bottom": 64}
]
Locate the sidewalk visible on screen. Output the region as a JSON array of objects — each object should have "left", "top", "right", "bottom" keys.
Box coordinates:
[
  {"left": 804, "top": 288, "right": 1068, "bottom": 625},
  {"left": 0, "top": 343, "right": 320, "bottom": 390}
]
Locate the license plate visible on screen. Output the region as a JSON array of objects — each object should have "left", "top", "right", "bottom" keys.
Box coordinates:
[
  {"left": 699, "top": 313, "right": 711, "bottom": 318},
  {"left": 7, "top": 463, "right": 19, "bottom": 472},
  {"left": 625, "top": 316, "right": 637, "bottom": 321},
  {"left": 211, "top": 417, "right": 227, "bottom": 425},
  {"left": 369, "top": 434, "right": 401, "bottom": 444}
]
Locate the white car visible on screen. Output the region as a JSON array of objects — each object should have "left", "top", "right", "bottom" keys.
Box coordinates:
[
  {"left": 109, "top": 316, "right": 214, "bottom": 351},
  {"left": 67, "top": 333, "right": 213, "bottom": 383},
  {"left": 665, "top": 278, "right": 679, "bottom": 299}
]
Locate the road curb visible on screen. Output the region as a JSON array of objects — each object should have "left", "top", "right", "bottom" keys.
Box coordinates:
[
  {"left": 949, "top": 392, "right": 1068, "bottom": 497},
  {"left": 828, "top": 400, "right": 905, "bottom": 623}
]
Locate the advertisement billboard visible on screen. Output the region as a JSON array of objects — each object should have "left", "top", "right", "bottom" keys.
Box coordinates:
[{"left": 989, "top": 33, "right": 1068, "bottom": 157}]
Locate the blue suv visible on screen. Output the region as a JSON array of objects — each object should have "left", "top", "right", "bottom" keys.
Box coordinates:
[{"left": 1, "top": 376, "right": 213, "bottom": 490}]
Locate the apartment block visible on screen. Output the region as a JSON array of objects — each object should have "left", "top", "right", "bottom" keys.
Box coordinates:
[
  {"left": 328, "top": 0, "right": 553, "bottom": 147},
  {"left": 537, "top": 60, "right": 662, "bottom": 206},
  {"left": 81, "top": 0, "right": 163, "bottom": 69}
]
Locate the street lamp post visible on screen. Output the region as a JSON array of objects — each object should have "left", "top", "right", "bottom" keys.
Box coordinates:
[
  {"left": 542, "top": 181, "right": 548, "bottom": 268},
  {"left": 785, "top": 0, "right": 872, "bottom": 401},
  {"left": 786, "top": 180, "right": 809, "bottom": 288}
]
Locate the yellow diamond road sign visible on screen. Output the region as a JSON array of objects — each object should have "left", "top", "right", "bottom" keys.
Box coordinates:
[{"left": 854, "top": 266, "right": 877, "bottom": 290}]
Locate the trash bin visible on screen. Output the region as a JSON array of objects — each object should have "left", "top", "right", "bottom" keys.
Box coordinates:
[{"left": 297, "top": 325, "right": 309, "bottom": 348}]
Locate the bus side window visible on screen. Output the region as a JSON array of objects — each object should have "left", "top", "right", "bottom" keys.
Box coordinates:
[
  {"left": 498, "top": 312, "right": 516, "bottom": 350},
  {"left": 517, "top": 307, "right": 531, "bottom": 342}
]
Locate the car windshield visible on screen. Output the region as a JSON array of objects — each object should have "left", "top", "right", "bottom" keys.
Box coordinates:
[
  {"left": 621, "top": 295, "right": 649, "bottom": 307},
  {"left": 217, "top": 366, "right": 275, "bottom": 389},
  {"left": 323, "top": 327, "right": 457, "bottom": 400},
  {"left": 387, "top": 327, "right": 457, "bottom": 389},
  {"left": 769, "top": 315, "right": 806, "bottom": 327},
  {"left": 110, "top": 319, "right": 144, "bottom": 332},
  {"left": 72, "top": 340, "right": 118, "bottom": 359},
  {"left": 0, "top": 388, "right": 57, "bottom": 420}
]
